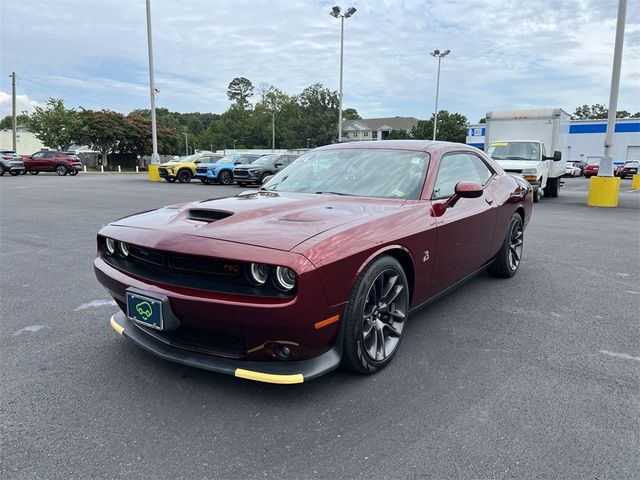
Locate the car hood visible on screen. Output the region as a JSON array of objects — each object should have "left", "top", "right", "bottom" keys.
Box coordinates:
[
  {"left": 493, "top": 160, "right": 540, "bottom": 171},
  {"left": 111, "top": 191, "right": 405, "bottom": 251}
]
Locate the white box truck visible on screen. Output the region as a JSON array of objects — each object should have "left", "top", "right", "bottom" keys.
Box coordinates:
[{"left": 485, "top": 109, "right": 569, "bottom": 202}]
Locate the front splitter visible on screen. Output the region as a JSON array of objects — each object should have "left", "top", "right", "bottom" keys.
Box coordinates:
[{"left": 109, "top": 311, "right": 343, "bottom": 384}]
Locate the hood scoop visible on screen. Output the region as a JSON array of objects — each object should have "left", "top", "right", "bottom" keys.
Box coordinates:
[{"left": 187, "top": 209, "right": 233, "bottom": 223}]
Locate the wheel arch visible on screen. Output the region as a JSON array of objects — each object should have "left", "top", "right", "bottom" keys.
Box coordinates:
[{"left": 357, "top": 246, "right": 415, "bottom": 304}]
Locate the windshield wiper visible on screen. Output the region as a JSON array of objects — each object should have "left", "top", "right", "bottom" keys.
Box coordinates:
[
  {"left": 505, "top": 156, "right": 528, "bottom": 160},
  {"left": 316, "top": 191, "right": 354, "bottom": 196}
]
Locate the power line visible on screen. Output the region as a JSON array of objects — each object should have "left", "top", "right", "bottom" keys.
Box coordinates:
[{"left": 19, "top": 75, "right": 130, "bottom": 111}]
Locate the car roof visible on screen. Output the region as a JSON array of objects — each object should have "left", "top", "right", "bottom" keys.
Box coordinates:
[{"left": 314, "top": 139, "right": 479, "bottom": 155}]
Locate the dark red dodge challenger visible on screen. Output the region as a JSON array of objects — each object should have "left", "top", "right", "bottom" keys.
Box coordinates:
[{"left": 95, "top": 140, "right": 532, "bottom": 384}]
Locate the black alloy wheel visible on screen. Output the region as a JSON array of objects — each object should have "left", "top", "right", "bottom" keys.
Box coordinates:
[
  {"left": 0, "top": 166, "right": 5, "bottom": 176},
  {"left": 20, "top": 169, "right": 27, "bottom": 175},
  {"left": 177, "top": 169, "right": 192, "bottom": 183},
  {"left": 488, "top": 213, "right": 524, "bottom": 278},
  {"left": 55, "top": 164, "right": 68, "bottom": 176},
  {"left": 9, "top": 171, "right": 19, "bottom": 176},
  {"left": 201, "top": 178, "right": 212, "bottom": 185},
  {"left": 69, "top": 170, "right": 78, "bottom": 176},
  {"left": 219, "top": 170, "right": 233, "bottom": 185},
  {"left": 29, "top": 170, "right": 39, "bottom": 175},
  {"left": 342, "top": 255, "right": 409, "bottom": 374}
]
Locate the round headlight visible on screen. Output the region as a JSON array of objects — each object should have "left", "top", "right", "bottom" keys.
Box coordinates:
[
  {"left": 105, "top": 237, "right": 116, "bottom": 255},
  {"left": 248, "top": 263, "right": 269, "bottom": 286},
  {"left": 274, "top": 266, "right": 296, "bottom": 292},
  {"left": 118, "top": 241, "right": 129, "bottom": 257}
]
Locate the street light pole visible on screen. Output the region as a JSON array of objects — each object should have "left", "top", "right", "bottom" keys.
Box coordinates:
[
  {"left": 330, "top": 6, "right": 357, "bottom": 143},
  {"left": 183, "top": 133, "right": 188, "bottom": 156},
  {"left": 271, "top": 111, "right": 275, "bottom": 152},
  {"left": 145, "top": 0, "right": 159, "bottom": 164},
  {"left": 600, "top": 0, "right": 627, "bottom": 177},
  {"left": 430, "top": 49, "right": 451, "bottom": 141},
  {"left": 10, "top": 72, "right": 17, "bottom": 152}
]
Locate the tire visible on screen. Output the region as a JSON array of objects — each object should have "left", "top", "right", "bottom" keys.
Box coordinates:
[
  {"left": 9, "top": 171, "right": 19, "bottom": 176},
  {"left": 237, "top": 182, "right": 247, "bottom": 187},
  {"left": 342, "top": 255, "right": 409, "bottom": 374},
  {"left": 201, "top": 178, "right": 212, "bottom": 185},
  {"left": 29, "top": 170, "right": 39, "bottom": 175},
  {"left": 219, "top": 170, "right": 233, "bottom": 185},
  {"left": 533, "top": 187, "right": 540, "bottom": 203},
  {"left": 55, "top": 164, "right": 68, "bottom": 176},
  {"left": 69, "top": 170, "right": 78, "bottom": 176},
  {"left": 546, "top": 177, "right": 559, "bottom": 197},
  {"left": 487, "top": 213, "right": 524, "bottom": 278},
  {"left": 165, "top": 177, "right": 176, "bottom": 183},
  {"left": 260, "top": 172, "right": 270, "bottom": 184},
  {"left": 0, "top": 166, "right": 5, "bottom": 176},
  {"left": 20, "top": 169, "right": 27, "bottom": 175},
  {"left": 177, "top": 169, "right": 192, "bottom": 183}
]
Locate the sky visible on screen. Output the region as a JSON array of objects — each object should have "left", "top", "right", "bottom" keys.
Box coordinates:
[{"left": 0, "top": 0, "right": 638, "bottom": 125}]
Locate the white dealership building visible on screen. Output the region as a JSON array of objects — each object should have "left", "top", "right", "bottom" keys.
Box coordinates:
[{"left": 466, "top": 118, "right": 640, "bottom": 166}]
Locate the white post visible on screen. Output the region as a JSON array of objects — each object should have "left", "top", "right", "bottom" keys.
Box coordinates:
[
  {"left": 101, "top": 165, "right": 104, "bottom": 173},
  {"left": 118, "top": 165, "right": 121, "bottom": 173},
  {"left": 83, "top": 165, "right": 87, "bottom": 173},
  {"left": 136, "top": 166, "right": 139, "bottom": 173},
  {"left": 599, "top": 0, "right": 627, "bottom": 177},
  {"left": 146, "top": 0, "right": 159, "bottom": 164}
]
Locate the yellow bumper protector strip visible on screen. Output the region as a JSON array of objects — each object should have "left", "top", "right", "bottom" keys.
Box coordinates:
[
  {"left": 234, "top": 369, "right": 304, "bottom": 384},
  {"left": 110, "top": 315, "right": 124, "bottom": 335}
]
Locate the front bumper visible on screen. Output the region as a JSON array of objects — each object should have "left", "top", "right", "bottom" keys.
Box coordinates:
[
  {"left": 158, "top": 168, "right": 175, "bottom": 178},
  {"left": 109, "top": 311, "right": 342, "bottom": 384},
  {"left": 234, "top": 171, "right": 260, "bottom": 183},
  {"left": 195, "top": 170, "right": 217, "bottom": 180}
]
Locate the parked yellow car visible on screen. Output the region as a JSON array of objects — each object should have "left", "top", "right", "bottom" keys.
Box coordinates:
[{"left": 158, "top": 152, "right": 223, "bottom": 183}]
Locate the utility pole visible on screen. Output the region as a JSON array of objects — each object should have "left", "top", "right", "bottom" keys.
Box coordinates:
[
  {"left": 430, "top": 49, "right": 451, "bottom": 141},
  {"left": 11, "top": 72, "right": 17, "bottom": 151},
  {"left": 271, "top": 112, "right": 275, "bottom": 152}
]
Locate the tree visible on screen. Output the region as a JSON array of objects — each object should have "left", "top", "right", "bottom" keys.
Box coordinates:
[
  {"left": 75, "top": 109, "right": 126, "bottom": 167},
  {"left": 478, "top": 117, "right": 486, "bottom": 124},
  {"left": 343, "top": 108, "right": 361, "bottom": 120},
  {"left": 227, "top": 77, "right": 254, "bottom": 108},
  {"left": 572, "top": 104, "right": 639, "bottom": 119},
  {"left": 257, "top": 82, "right": 274, "bottom": 104},
  {"left": 0, "top": 113, "right": 31, "bottom": 130},
  {"left": 411, "top": 111, "right": 468, "bottom": 143},
  {"left": 296, "top": 83, "right": 340, "bottom": 146},
  {"left": 386, "top": 129, "right": 411, "bottom": 139},
  {"left": 29, "top": 98, "right": 78, "bottom": 150}
]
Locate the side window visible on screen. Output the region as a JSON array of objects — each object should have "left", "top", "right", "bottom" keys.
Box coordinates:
[
  {"left": 45, "top": 152, "right": 57, "bottom": 158},
  {"left": 32, "top": 152, "right": 44, "bottom": 158},
  {"left": 432, "top": 153, "right": 492, "bottom": 199}
]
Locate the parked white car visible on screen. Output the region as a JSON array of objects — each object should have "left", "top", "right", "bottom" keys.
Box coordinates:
[{"left": 565, "top": 164, "right": 582, "bottom": 177}]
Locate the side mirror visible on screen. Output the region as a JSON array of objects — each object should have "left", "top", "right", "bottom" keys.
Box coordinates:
[
  {"left": 274, "top": 163, "right": 283, "bottom": 167},
  {"left": 553, "top": 150, "right": 562, "bottom": 161},
  {"left": 433, "top": 182, "right": 483, "bottom": 216},
  {"left": 261, "top": 174, "right": 274, "bottom": 185}
]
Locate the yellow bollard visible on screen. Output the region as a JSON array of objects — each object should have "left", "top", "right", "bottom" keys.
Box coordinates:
[
  {"left": 148, "top": 164, "right": 161, "bottom": 182},
  {"left": 587, "top": 176, "right": 620, "bottom": 207},
  {"left": 632, "top": 174, "right": 640, "bottom": 190}
]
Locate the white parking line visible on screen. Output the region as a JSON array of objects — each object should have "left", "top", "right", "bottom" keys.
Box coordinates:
[
  {"left": 600, "top": 350, "right": 640, "bottom": 362},
  {"left": 74, "top": 299, "right": 117, "bottom": 311}
]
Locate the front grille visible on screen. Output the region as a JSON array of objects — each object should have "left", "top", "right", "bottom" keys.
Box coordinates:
[
  {"left": 135, "top": 322, "right": 246, "bottom": 358},
  {"left": 98, "top": 237, "right": 293, "bottom": 298},
  {"left": 159, "top": 167, "right": 168, "bottom": 175},
  {"left": 233, "top": 170, "right": 249, "bottom": 178}
]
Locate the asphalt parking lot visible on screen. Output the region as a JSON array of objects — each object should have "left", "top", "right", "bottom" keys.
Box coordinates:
[{"left": 1, "top": 173, "right": 639, "bottom": 479}]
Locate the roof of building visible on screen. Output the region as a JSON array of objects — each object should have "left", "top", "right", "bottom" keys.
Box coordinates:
[{"left": 343, "top": 116, "right": 419, "bottom": 131}]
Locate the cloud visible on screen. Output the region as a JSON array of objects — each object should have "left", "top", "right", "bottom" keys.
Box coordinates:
[
  {"left": 1, "top": 0, "right": 638, "bottom": 123},
  {"left": 0, "top": 91, "right": 41, "bottom": 118}
]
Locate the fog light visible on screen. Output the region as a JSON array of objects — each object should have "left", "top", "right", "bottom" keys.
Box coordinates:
[
  {"left": 105, "top": 237, "right": 116, "bottom": 255},
  {"left": 118, "top": 241, "right": 129, "bottom": 257},
  {"left": 271, "top": 343, "right": 293, "bottom": 361}
]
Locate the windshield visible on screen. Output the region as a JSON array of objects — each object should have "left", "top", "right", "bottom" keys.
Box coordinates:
[
  {"left": 487, "top": 142, "right": 540, "bottom": 161},
  {"left": 262, "top": 149, "right": 429, "bottom": 200},
  {"left": 251, "top": 155, "right": 278, "bottom": 166},
  {"left": 624, "top": 161, "right": 639, "bottom": 167}
]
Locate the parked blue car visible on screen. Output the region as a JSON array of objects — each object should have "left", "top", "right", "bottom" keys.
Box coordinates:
[{"left": 195, "top": 153, "right": 263, "bottom": 185}]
